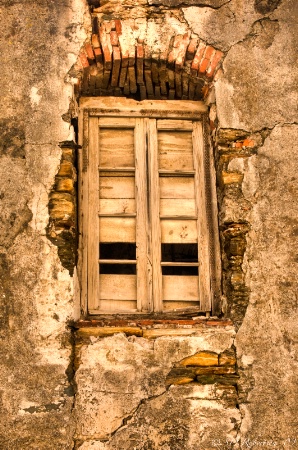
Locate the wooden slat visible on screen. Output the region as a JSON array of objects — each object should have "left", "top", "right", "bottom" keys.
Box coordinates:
[
  {"left": 99, "top": 176, "right": 135, "bottom": 199},
  {"left": 148, "top": 118, "right": 163, "bottom": 312},
  {"left": 163, "top": 301, "right": 200, "bottom": 311},
  {"left": 161, "top": 219, "right": 197, "bottom": 243},
  {"left": 94, "top": 301, "right": 137, "bottom": 312},
  {"left": 99, "top": 167, "right": 135, "bottom": 172},
  {"left": 99, "top": 274, "right": 137, "bottom": 300},
  {"left": 135, "top": 118, "right": 150, "bottom": 312},
  {"left": 88, "top": 116, "right": 100, "bottom": 311},
  {"left": 161, "top": 262, "right": 199, "bottom": 266},
  {"left": 143, "top": 328, "right": 198, "bottom": 338},
  {"left": 159, "top": 170, "right": 195, "bottom": 176},
  {"left": 158, "top": 131, "right": 194, "bottom": 171},
  {"left": 160, "top": 215, "right": 197, "bottom": 220},
  {"left": 81, "top": 97, "right": 208, "bottom": 117},
  {"left": 78, "top": 109, "right": 88, "bottom": 314},
  {"left": 99, "top": 217, "right": 136, "bottom": 242},
  {"left": 157, "top": 120, "right": 193, "bottom": 130},
  {"left": 98, "top": 117, "right": 136, "bottom": 128},
  {"left": 99, "top": 259, "right": 136, "bottom": 264},
  {"left": 160, "top": 177, "right": 195, "bottom": 199},
  {"left": 98, "top": 128, "right": 135, "bottom": 167},
  {"left": 193, "top": 121, "right": 211, "bottom": 311},
  {"left": 99, "top": 213, "right": 136, "bottom": 218},
  {"left": 99, "top": 199, "right": 136, "bottom": 214},
  {"left": 160, "top": 198, "right": 196, "bottom": 216},
  {"left": 163, "top": 275, "right": 199, "bottom": 301},
  {"left": 207, "top": 122, "right": 222, "bottom": 314}
]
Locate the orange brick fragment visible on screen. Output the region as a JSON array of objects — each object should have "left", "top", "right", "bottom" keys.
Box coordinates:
[
  {"left": 91, "top": 33, "right": 100, "bottom": 49},
  {"left": 243, "top": 138, "right": 255, "bottom": 147},
  {"left": 85, "top": 43, "right": 95, "bottom": 62},
  {"left": 115, "top": 19, "right": 122, "bottom": 35},
  {"left": 79, "top": 49, "right": 89, "bottom": 68},
  {"left": 191, "top": 41, "right": 206, "bottom": 76},
  {"left": 110, "top": 31, "right": 118, "bottom": 46},
  {"left": 199, "top": 46, "right": 215, "bottom": 74},
  {"left": 186, "top": 38, "right": 197, "bottom": 60},
  {"left": 206, "top": 50, "right": 224, "bottom": 78}
]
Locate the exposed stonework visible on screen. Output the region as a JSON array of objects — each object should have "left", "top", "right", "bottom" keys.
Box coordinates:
[{"left": 47, "top": 141, "right": 78, "bottom": 275}]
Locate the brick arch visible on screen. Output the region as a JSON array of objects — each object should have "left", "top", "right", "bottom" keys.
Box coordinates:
[{"left": 72, "top": 18, "right": 223, "bottom": 100}]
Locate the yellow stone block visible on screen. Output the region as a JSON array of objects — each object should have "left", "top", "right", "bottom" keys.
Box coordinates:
[{"left": 179, "top": 351, "right": 218, "bottom": 367}]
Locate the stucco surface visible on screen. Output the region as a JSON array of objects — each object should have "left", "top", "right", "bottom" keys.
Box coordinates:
[
  {"left": 214, "top": 0, "right": 298, "bottom": 130},
  {"left": 236, "top": 124, "right": 298, "bottom": 447},
  {"left": 0, "top": 0, "right": 87, "bottom": 448},
  {"left": 75, "top": 331, "right": 238, "bottom": 448}
]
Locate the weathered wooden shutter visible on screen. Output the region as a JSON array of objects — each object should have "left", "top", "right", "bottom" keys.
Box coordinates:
[{"left": 79, "top": 99, "right": 219, "bottom": 315}]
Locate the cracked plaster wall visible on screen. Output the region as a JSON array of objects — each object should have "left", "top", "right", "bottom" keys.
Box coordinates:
[
  {"left": 0, "top": 0, "right": 88, "bottom": 448},
  {"left": 0, "top": 0, "right": 297, "bottom": 449}
]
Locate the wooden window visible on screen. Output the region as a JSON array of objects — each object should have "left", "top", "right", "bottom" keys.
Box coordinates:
[{"left": 78, "top": 98, "right": 221, "bottom": 316}]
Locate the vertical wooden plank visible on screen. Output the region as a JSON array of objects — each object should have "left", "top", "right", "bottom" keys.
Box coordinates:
[
  {"left": 192, "top": 121, "right": 212, "bottom": 312},
  {"left": 204, "top": 118, "right": 222, "bottom": 314},
  {"left": 88, "top": 117, "right": 100, "bottom": 311},
  {"left": 79, "top": 109, "right": 89, "bottom": 316},
  {"left": 135, "top": 119, "right": 150, "bottom": 311},
  {"left": 147, "top": 119, "right": 163, "bottom": 311}
]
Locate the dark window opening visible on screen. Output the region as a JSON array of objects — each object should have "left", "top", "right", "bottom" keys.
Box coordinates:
[
  {"left": 161, "top": 244, "right": 198, "bottom": 262},
  {"left": 162, "top": 266, "right": 198, "bottom": 276},
  {"left": 100, "top": 264, "right": 136, "bottom": 274},
  {"left": 100, "top": 243, "right": 136, "bottom": 260}
]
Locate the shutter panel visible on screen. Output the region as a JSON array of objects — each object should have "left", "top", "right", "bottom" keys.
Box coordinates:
[{"left": 81, "top": 101, "right": 215, "bottom": 316}]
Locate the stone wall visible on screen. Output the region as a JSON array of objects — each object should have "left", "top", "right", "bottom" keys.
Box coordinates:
[{"left": 0, "top": 0, "right": 297, "bottom": 449}]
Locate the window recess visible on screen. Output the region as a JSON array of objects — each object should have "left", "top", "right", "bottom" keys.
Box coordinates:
[{"left": 78, "top": 98, "right": 221, "bottom": 316}]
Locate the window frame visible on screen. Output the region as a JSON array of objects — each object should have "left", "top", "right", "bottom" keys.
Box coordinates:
[{"left": 78, "top": 97, "right": 221, "bottom": 317}]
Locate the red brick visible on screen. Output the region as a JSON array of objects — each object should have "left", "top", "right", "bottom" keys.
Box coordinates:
[
  {"left": 110, "top": 30, "right": 118, "bottom": 46},
  {"left": 206, "top": 50, "right": 224, "bottom": 78},
  {"left": 175, "top": 32, "right": 190, "bottom": 70},
  {"left": 119, "top": 65, "right": 127, "bottom": 87},
  {"left": 92, "top": 33, "right": 100, "bottom": 49},
  {"left": 168, "top": 34, "right": 184, "bottom": 68},
  {"left": 199, "top": 46, "right": 215, "bottom": 74},
  {"left": 115, "top": 19, "right": 122, "bottom": 35},
  {"left": 191, "top": 41, "right": 206, "bottom": 75},
  {"left": 111, "top": 46, "right": 121, "bottom": 87},
  {"left": 85, "top": 43, "right": 95, "bottom": 63},
  {"left": 151, "top": 60, "right": 159, "bottom": 84},
  {"left": 186, "top": 38, "right": 197, "bottom": 60},
  {"left": 121, "top": 49, "right": 129, "bottom": 68},
  {"left": 144, "top": 69, "right": 154, "bottom": 95},
  {"left": 175, "top": 71, "right": 182, "bottom": 98},
  {"left": 128, "top": 66, "right": 137, "bottom": 93},
  {"left": 168, "top": 69, "right": 175, "bottom": 88},
  {"left": 136, "top": 43, "right": 144, "bottom": 59},
  {"left": 128, "top": 46, "right": 135, "bottom": 66},
  {"left": 136, "top": 44, "right": 144, "bottom": 85},
  {"left": 79, "top": 49, "right": 89, "bottom": 68},
  {"left": 99, "top": 26, "right": 113, "bottom": 70},
  {"left": 94, "top": 47, "right": 103, "bottom": 64},
  {"left": 203, "top": 45, "right": 215, "bottom": 60}
]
